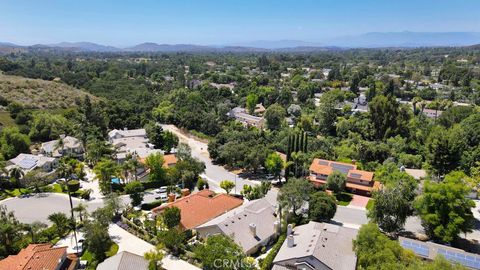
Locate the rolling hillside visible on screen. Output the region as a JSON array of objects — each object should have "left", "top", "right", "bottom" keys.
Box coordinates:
[{"left": 0, "top": 73, "right": 97, "bottom": 109}]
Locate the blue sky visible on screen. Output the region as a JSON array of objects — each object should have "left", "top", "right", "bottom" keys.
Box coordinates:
[{"left": 1, "top": 0, "right": 479, "bottom": 46}]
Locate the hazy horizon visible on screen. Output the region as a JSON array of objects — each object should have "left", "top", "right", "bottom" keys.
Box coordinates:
[{"left": 1, "top": 0, "right": 480, "bottom": 47}]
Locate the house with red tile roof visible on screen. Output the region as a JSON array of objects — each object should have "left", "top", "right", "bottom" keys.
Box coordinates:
[
  {"left": 151, "top": 189, "right": 243, "bottom": 230},
  {"left": 309, "top": 158, "right": 380, "bottom": 196},
  {"left": 0, "top": 244, "right": 78, "bottom": 270},
  {"left": 162, "top": 154, "right": 178, "bottom": 168}
]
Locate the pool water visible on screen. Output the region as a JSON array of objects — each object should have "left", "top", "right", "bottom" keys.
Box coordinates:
[{"left": 111, "top": 177, "right": 121, "bottom": 184}]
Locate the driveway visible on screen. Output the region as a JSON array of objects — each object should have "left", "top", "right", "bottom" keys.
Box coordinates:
[
  {"left": 333, "top": 205, "right": 368, "bottom": 229},
  {"left": 109, "top": 224, "right": 200, "bottom": 270},
  {"left": 161, "top": 124, "right": 256, "bottom": 193},
  {"left": 348, "top": 195, "right": 370, "bottom": 209}
]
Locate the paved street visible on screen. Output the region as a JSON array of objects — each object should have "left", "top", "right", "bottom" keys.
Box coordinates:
[
  {"left": 161, "top": 124, "right": 256, "bottom": 193},
  {"left": 0, "top": 193, "right": 105, "bottom": 224}
]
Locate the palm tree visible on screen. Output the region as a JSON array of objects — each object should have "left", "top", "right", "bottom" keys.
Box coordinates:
[
  {"left": 290, "top": 152, "right": 301, "bottom": 177},
  {"left": 144, "top": 244, "right": 165, "bottom": 270},
  {"left": 73, "top": 203, "right": 87, "bottom": 222},
  {"left": 48, "top": 212, "right": 69, "bottom": 236},
  {"left": 27, "top": 221, "right": 47, "bottom": 243},
  {"left": 9, "top": 167, "right": 24, "bottom": 188}
]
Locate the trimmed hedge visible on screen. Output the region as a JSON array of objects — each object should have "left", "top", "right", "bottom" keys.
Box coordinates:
[
  {"left": 67, "top": 180, "right": 80, "bottom": 192},
  {"left": 141, "top": 200, "right": 163, "bottom": 210},
  {"left": 261, "top": 234, "right": 286, "bottom": 270},
  {"left": 142, "top": 181, "right": 163, "bottom": 190}
]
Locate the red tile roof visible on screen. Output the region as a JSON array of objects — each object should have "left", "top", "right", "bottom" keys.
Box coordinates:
[
  {"left": 162, "top": 154, "right": 178, "bottom": 168},
  {"left": 152, "top": 189, "right": 243, "bottom": 230},
  {"left": 0, "top": 244, "right": 71, "bottom": 270},
  {"left": 309, "top": 159, "right": 374, "bottom": 182}
]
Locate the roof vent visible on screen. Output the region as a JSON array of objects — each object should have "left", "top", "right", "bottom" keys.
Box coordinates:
[
  {"left": 249, "top": 223, "right": 257, "bottom": 237},
  {"left": 287, "top": 235, "right": 295, "bottom": 248},
  {"left": 287, "top": 224, "right": 293, "bottom": 236}
]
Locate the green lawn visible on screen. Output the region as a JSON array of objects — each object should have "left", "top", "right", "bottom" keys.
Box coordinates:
[
  {"left": 0, "top": 111, "right": 16, "bottom": 128},
  {"left": 0, "top": 188, "right": 32, "bottom": 199},
  {"left": 366, "top": 199, "right": 375, "bottom": 211},
  {"left": 105, "top": 243, "right": 119, "bottom": 257},
  {"left": 51, "top": 183, "right": 64, "bottom": 193},
  {"left": 335, "top": 192, "right": 353, "bottom": 206}
]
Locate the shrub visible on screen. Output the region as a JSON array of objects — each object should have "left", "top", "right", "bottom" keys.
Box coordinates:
[
  {"left": 141, "top": 200, "right": 163, "bottom": 210},
  {"left": 261, "top": 234, "right": 286, "bottom": 270},
  {"left": 67, "top": 180, "right": 80, "bottom": 193}
]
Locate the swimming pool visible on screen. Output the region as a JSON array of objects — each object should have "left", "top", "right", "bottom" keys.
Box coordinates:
[{"left": 111, "top": 177, "right": 121, "bottom": 184}]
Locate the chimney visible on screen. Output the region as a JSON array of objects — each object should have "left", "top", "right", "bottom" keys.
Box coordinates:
[
  {"left": 181, "top": 188, "right": 190, "bottom": 197},
  {"left": 274, "top": 221, "right": 280, "bottom": 234},
  {"left": 123, "top": 127, "right": 128, "bottom": 131},
  {"left": 168, "top": 193, "right": 176, "bottom": 203},
  {"left": 287, "top": 224, "right": 293, "bottom": 236},
  {"left": 249, "top": 223, "right": 257, "bottom": 237},
  {"left": 287, "top": 235, "right": 294, "bottom": 248}
]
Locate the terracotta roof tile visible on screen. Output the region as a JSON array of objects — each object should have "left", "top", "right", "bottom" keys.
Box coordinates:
[
  {"left": 162, "top": 154, "right": 178, "bottom": 168},
  {"left": 152, "top": 189, "right": 243, "bottom": 229},
  {"left": 0, "top": 244, "right": 68, "bottom": 270}
]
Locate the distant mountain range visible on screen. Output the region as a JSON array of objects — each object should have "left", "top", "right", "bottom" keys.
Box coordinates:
[
  {"left": 327, "top": 31, "right": 480, "bottom": 48},
  {"left": 1, "top": 32, "right": 480, "bottom": 53}
]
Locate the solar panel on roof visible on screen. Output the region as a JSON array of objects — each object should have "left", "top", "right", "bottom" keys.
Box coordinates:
[
  {"left": 18, "top": 157, "right": 37, "bottom": 169},
  {"left": 438, "top": 248, "right": 480, "bottom": 270},
  {"left": 331, "top": 163, "right": 354, "bottom": 174},
  {"left": 350, "top": 173, "right": 362, "bottom": 179},
  {"left": 318, "top": 160, "right": 329, "bottom": 165},
  {"left": 400, "top": 239, "right": 430, "bottom": 258}
]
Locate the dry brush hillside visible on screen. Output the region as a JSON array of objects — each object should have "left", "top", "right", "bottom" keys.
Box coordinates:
[{"left": 0, "top": 73, "right": 97, "bottom": 109}]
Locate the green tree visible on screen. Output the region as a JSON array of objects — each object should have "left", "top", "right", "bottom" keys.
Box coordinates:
[
  {"left": 161, "top": 206, "right": 181, "bottom": 229},
  {"left": 426, "top": 126, "right": 464, "bottom": 176},
  {"left": 194, "top": 234, "right": 248, "bottom": 270},
  {"left": 414, "top": 172, "right": 475, "bottom": 243},
  {"left": 73, "top": 203, "right": 87, "bottom": 222},
  {"left": 144, "top": 244, "right": 165, "bottom": 270},
  {"left": 161, "top": 131, "right": 179, "bottom": 153},
  {"left": 368, "top": 95, "right": 410, "bottom": 140},
  {"left": 241, "top": 182, "right": 271, "bottom": 200},
  {"left": 93, "top": 158, "right": 119, "bottom": 194},
  {"left": 278, "top": 178, "right": 314, "bottom": 217},
  {"left": 124, "top": 181, "right": 144, "bottom": 206},
  {"left": 246, "top": 93, "right": 259, "bottom": 114},
  {"left": 316, "top": 92, "right": 338, "bottom": 135},
  {"left": 264, "top": 103, "right": 285, "bottom": 131},
  {"left": 326, "top": 171, "right": 346, "bottom": 193},
  {"left": 220, "top": 180, "right": 235, "bottom": 194},
  {"left": 0, "top": 127, "right": 31, "bottom": 159},
  {"left": 145, "top": 153, "right": 168, "bottom": 184},
  {"left": 0, "top": 206, "right": 25, "bottom": 259},
  {"left": 47, "top": 212, "right": 69, "bottom": 237},
  {"left": 368, "top": 179, "right": 414, "bottom": 235},
  {"left": 308, "top": 192, "right": 337, "bottom": 222},
  {"left": 8, "top": 167, "right": 24, "bottom": 188},
  {"left": 353, "top": 223, "right": 418, "bottom": 269},
  {"left": 158, "top": 228, "right": 185, "bottom": 256},
  {"left": 84, "top": 220, "right": 112, "bottom": 262},
  {"left": 28, "top": 112, "right": 72, "bottom": 141}
]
